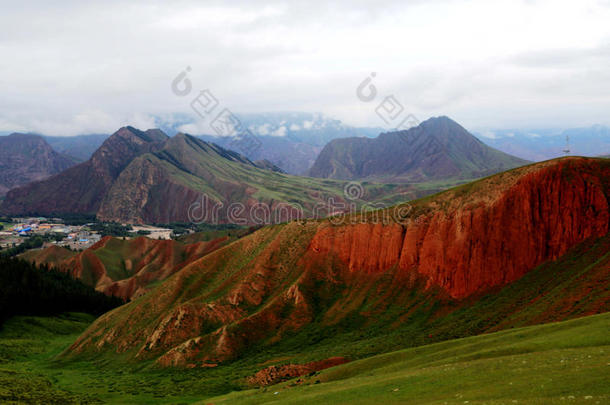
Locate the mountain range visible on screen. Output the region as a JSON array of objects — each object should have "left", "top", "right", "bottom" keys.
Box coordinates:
[
  {"left": 195, "top": 112, "right": 382, "bottom": 175},
  {"left": 1, "top": 117, "right": 532, "bottom": 224},
  {"left": 0, "top": 118, "right": 531, "bottom": 223},
  {"left": 0, "top": 127, "right": 168, "bottom": 215},
  {"left": 3, "top": 117, "right": 609, "bottom": 184},
  {"left": 309, "top": 116, "right": 529, "bottom": 182},
  {"left": 1, "top": 113, "right": 381, "bottom": 177},
  {"left": 0, "top": 126, "right": 415, "bottom": 223},
  {"left": 475, "top": 124, "right": 610, "bottom": 161},
  {"left": 62, "top": 157, "right": 610, "bottom": 371},
  {"left": 43, "top": 133, "right": 110, "bottom": 162},
  {"left": 0, "top": 133, "right": 77, "bottom": 196}
]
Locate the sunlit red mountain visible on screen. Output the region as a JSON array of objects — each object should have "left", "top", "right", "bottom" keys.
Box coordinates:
[{"left": 62, "top": 157, "right": 609, "bottom": 369}]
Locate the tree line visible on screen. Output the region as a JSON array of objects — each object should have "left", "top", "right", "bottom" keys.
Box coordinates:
[{"left": 0, "top": 256, "right": 124, "bottom": 327}]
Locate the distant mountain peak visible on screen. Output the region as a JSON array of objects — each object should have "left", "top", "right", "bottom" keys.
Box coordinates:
[
  {"left": 0, "top": 133, "right": 77, "bottom": 196},
  {"left": 421, "top": 115, "right": 456, "bottom": 125},
  {"left": 309, "top": 116, "right": 528, "bottom": 182},
  {"left": 111, "top": 126, "right": 168, "bottom": 144}
]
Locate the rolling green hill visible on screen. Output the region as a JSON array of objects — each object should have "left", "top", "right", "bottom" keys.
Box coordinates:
[
  {"left": 0, "top": 311, "right": 607, "bottom": 404},
  {"left": 207, "top": 312, "right": 610, "bottom": 404},
  {"left": 19, "top": 234, "right": 243, "bottom": 300}
]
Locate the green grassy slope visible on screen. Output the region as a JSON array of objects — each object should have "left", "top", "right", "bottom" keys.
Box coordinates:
[
  {"left": 0, "top": 313, "right": 244, "bottom": 404},
  {"left": 206, "top": 312, "right": 610, "bottom": 404},
  {"left": 1, "top": 311, "right": 608, "bottom": 404},
  {"left": 0, "top": 313, "right": 100, "bottom": 404}
]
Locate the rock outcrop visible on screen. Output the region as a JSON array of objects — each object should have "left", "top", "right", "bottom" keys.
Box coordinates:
[{"left": 247, "top": 357, "right": 349, "bottom": 386}]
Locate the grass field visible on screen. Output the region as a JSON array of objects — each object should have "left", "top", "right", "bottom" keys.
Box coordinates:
[
  {"left": 0, "top": 313, "right": 100, "bottom": 404},
  {"left": 0, "top": 313, "right": 242, "bottom": 404},
  {"left": 0, "top": 221, "right": 14, "bottom": 231},
  {"left": 206, "top": 312, "right": 610, "bottom": 404},
  {"left": 0, "top": 312, "right": 608, "bottom": 404}
]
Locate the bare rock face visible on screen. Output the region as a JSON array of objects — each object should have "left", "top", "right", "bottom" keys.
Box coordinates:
[
  {"left": 64, "top": 158, "right": 610, "bottom": 369},
  {"left": 309, "top": 158, "right": 609, "bottom": 298}
]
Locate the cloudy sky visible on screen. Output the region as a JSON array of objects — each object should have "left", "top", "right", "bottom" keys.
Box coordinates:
[{"left": 1, "top": 0, "right": 610, "bottom": 135}]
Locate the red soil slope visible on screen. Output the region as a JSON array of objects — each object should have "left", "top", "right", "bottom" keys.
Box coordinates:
[
  {"left": 22, "top": 235, "right": 233, "bottom": 300},
  {"left": 66, "top": 158, "right": 610, "bottom": 367}
]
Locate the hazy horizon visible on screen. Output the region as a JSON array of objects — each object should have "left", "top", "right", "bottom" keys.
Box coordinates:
[{"left": 0, "top": 112, "right": 608, "bottom": 139}]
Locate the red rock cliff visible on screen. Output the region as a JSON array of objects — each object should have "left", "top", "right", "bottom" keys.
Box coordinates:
[{"left": 308, "top": 159, "right": 610, "bottom": 298}]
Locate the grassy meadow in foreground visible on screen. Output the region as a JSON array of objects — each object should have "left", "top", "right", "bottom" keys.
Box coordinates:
[
  {"left": 0, "top": 312, "right": 608, "bottom": 404},
  {"left": 206, "top": 312, "right": 610, "bottom": 404}
]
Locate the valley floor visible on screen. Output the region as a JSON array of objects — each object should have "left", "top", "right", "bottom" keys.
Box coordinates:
[{"left": 0, "top": 312, "right": 608, "bottom": 404}]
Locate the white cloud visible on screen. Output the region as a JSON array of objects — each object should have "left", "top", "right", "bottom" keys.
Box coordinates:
[
  {"left": 1, "top": 0, "right": 610, "bottom": 135},
  {"left": 302, "top": 120, "right": 314, "bottom": 130},
  {"left": 0, "top": 118, "right": 27, "bottom": 134},
  {"left": 176, "top": 123, "right": 202, "bottom": 135},
  {"left": 255, "top": 123, "right": 271, "bottom": 135},
  {"left": 479, "top": 131, "right": 497, "bottom": 139},
  {"left": 127, "top": 113, "right": 158, "bottom": 132},
  {"left": 271, "top": 126, "right": 287, "bottom": 136}
]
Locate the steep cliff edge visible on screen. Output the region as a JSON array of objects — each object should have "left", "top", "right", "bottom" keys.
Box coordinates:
[
  {"left": 309, "top": 157, "right": 609, "bottom": 298},
  {"left": 64, "top": 157, "right": 610, "bottom": 367}
]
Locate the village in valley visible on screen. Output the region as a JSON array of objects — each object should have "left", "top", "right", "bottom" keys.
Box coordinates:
[{"left": 0, "top": 217, "right": 173, "bottom": 252}]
